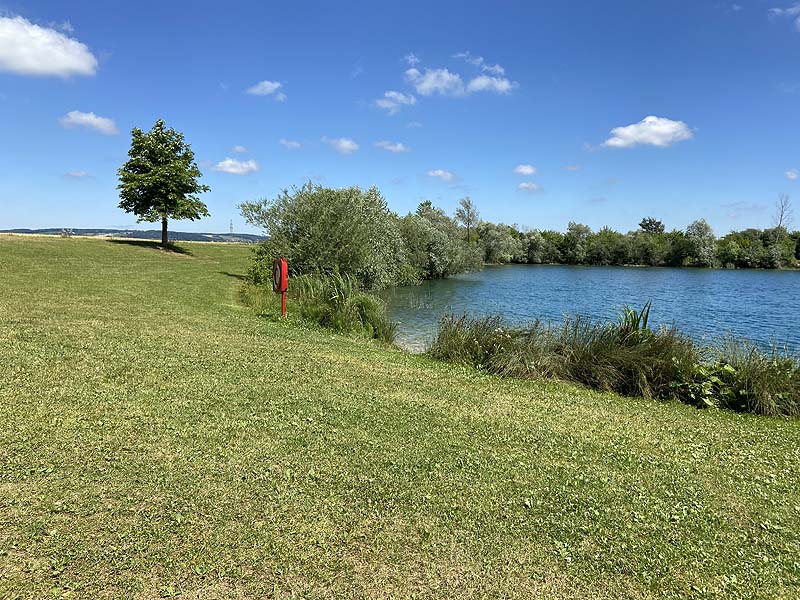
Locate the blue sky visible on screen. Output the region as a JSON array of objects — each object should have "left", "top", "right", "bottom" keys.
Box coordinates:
[{"left": 1, "top": 0, "right": 798, "bottom": 235}]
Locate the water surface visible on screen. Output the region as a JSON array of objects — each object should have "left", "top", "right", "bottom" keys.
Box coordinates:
[{"left": 382, "top": 265, "right": 800, "bottom": 352}]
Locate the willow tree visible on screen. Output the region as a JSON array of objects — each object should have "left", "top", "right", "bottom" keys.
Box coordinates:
[
  {"left": 454, "top": 196, "right": 479, "bottom": 242},
  {"left": 117, "top": 119, "right": 210, "bottom": 246}
]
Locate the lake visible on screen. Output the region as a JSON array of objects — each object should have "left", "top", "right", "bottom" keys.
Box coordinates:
[{"left": 382, "top": 265, "right": 800, "bottom": 352}]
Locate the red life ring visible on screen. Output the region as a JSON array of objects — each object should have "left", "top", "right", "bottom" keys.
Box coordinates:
[{"left": 272, "top": 258, "right": 288, "bottom": 293}]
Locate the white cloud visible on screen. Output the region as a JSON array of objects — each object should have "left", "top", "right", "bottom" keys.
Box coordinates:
[
  {"left": 279, "top": 138, "right": 302, "bottom": 149},
  {"left": 375, "top": 90, "right": 416, "bottom": 115},
  {"left": 564, "top": 165, "right": 581, "bottom": 171},
  {"left": 407, "top": 121, "right": 422, "bottom": 128},
  {"left": 513, "top": 164, "right": 537, "bottom": 176},
  {"left": 58, "top": 110, "right": 118, "bottom": 135},
  {"left": 64, "top": 170, "right": 90, "bottom": 179},
  {"left": 374, "top": 140, "right": 410, "bottom": 153},
  {"left": 769, "top": 3, "right": 800, "bottom": 31},
  {"left": 786, "top": 168, "right": 799, "bottom": 180},
  {"left": 603, "top": 115, "right": 693, "bottom": 148},
  {"left": 466, "top": 75, "right": 516, "bottom": 94},
  {"left": 245, "top": 80, "right": 285, "bottom": 99},
  {"left": 322, "top": 136, "right": 359, "bottom": 154},
  {"left": 406, "top": 66, "right": 517, "bottom": 97},
  {"left": 405, "top": 53, "right": 420, "bottom": 66},
  {"left": 232, "top": 145, "right": 248, "bottom": 153},
  {"left": 213, "top": 158, "right": 259, "bottom": 175},
  {"left": 427, "top": 169, "right": 455, "bottom": 182},
  {"left": 406, "top": 67, "right": 465, "bottom": 96},
  {"left": 0, "top": 16, "right": 97, "bottom": 77},
  {"left": 453, "top": 51, "right": 505, "bottom": 75},
  {"left": 517, "top": 182, "right": 541, "bottom": 193}
]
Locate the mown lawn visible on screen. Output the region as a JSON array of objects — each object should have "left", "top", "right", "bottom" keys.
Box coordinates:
[{"left": 0, "top": 235, "right": 798, "bottom": 599}]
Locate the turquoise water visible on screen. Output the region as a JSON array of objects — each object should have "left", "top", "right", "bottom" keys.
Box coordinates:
[{"left": 382, "top": 265, "right": 800, "bottom": 352}]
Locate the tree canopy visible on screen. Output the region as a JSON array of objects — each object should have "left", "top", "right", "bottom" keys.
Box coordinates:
[{"left": 117, "top": 119, "right": 210, "bottom": 245}]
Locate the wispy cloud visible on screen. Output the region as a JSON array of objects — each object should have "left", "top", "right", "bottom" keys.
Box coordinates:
[
  {"left": 603, "top": 116, "right": 693, "bottom": 148},
  {"left": 564, "top": 165, "right": 581, "bottom": 171},
  {"left": 721, "top": 200, "right": 767, "bottom": 219},
  {"left": 63, "top": 170, "right": 91, "bottom": 179},
  {"left": 466, "top": 74, "right": 516, "bottom": 94},
  {"left": 513, "top": 164, "right": 536, "bottom": 176},
  {"left": 405, "top": 53, "right": 420, "bottom": 66},
  {"left": 453, "top": 51, "right": 505, "bottom": 75},
  {"left": 517, "top": 182, "right": 541, "bottom": 193},
  {"left": 245, "top": 80, "right": 286, "bottom": 100},
  {"left": 427, "top": 169, "right": 455, "bottom": 182},
  {"left": 58, "top": 110, "right": 118, "bottom": 135},
  {"left": 232, "top": 145, "right": 247, "bottom": 153},
  {"left": 374, "top": 90, "right": 416, "bottom": 115},
  {"left": 213, "top": 157, "right": 259, "bottom": 175},
  {"left": 405, "top": 64, "right": 516, "bottom": 97},
  {"left": 351, "top": 58, "right": 364, "bottom": 78},
  {"left": 0, "top": 16, "right": 97, "bottom": 77},
  {"left": 769, "top": 3, "right": 800, "bottom": 32},
  {"left": 406, "top": 67, "right": 465, "bottom": 96},
  {"left": 279, "top": 138, "right": 302, "bottom": 150},
  {"left": 786, "top": 168, "right": 799, "bottom": 180},
  {"left": 374, "top": 140, "right": 410, "bottom": 153},
  {"left": 407, "top": 121, "right": 422, "bottom": 128},
  {"left": 322, "top": 136, "right": 359, "bottom": 154}
]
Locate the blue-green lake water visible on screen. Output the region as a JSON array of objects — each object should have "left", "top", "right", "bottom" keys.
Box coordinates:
[{"left": 382, "top": 265, "right": 800, "bottom": 352}]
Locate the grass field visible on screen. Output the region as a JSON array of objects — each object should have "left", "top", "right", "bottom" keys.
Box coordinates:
[{"left": 1, "top": 235, "right": 798, "bottom": 599}]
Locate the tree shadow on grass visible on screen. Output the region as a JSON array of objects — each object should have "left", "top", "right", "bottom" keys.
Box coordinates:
[{"left": 107, "top": 239, "right": 193, "bottom": 256}]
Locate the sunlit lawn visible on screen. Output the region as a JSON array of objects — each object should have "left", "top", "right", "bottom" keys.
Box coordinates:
[{"left": 1, "top": 235, "right": 798, "bottom": 599}]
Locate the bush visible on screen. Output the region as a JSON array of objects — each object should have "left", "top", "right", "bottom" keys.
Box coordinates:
[
  {"left": 242, "top": 273, "right": 397, "bottom": 344},
  {"left": 241, "top": 183, "right": 407, "bottom": 290},
  {"left": 428, "top": 304, "right": 798, "bottom": 417}
]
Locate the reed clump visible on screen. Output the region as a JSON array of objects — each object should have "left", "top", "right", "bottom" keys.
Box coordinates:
[{"left": 429, "top": 303, "right": 798, "bottom": 417}]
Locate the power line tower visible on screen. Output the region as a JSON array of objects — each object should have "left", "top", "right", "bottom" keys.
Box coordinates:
[{"left": 229, "top": 219, "right": 234, "bottom": 234}]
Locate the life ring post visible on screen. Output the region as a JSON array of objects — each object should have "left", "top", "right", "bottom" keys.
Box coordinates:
[{"left": 272, "top": 257, "right": 289, "bottom": 317}]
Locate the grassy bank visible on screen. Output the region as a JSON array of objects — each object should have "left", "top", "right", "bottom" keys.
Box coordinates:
[{"left": 1, "top": 235, "right": 799, "bottom": 599}]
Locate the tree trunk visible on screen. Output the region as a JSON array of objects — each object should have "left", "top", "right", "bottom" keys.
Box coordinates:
[{"left": 161, "top": 217, "right": 168, "bottom": 246}]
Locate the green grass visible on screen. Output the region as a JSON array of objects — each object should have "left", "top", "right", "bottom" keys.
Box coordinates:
[{"left": 1, "top": 235, "right": 799, "bottom": 599}]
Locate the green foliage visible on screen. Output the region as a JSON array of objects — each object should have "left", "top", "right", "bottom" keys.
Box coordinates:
[
  {"left": 639, "top": 217, "right": 666, "bottom": 234},
  {"left": 117, "top": 119, "right": 210, "bottom": 241},
  {"left": 429, "top": 304, "right": 798, "bottom": 417},
  {"left": 712, "top": 338, "right": 800, "bottom": 416},
  {"left": 400, "top": 204, "right": 481, "bottom": 280},
  {"left": 685, "top": 219, "right": 718, "bottom": 267},
  {"left": 241, "top": 183, "right": 406, "bottom": 290},
  {"left": 243, "top": 272, "right": 397, "bottom": 343},
  {"left": 481, "top": 217, "right": 797, "bottom": 270},
  {"left": 479, "top": 222, "right": 526, "bottom": 264},
  {"left": 454, "top": 196, "right": 479, "bottom": 242}
]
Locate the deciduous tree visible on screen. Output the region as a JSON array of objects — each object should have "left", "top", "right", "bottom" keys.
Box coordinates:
[{"left": 117, "top": 119, "right": 210, "bottom": 246}]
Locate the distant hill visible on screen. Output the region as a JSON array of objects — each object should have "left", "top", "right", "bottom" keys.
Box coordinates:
[{"left": 1, "top": 228, "right": 266, "bottom": 243}]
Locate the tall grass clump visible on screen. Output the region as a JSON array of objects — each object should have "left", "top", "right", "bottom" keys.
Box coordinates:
[
  {"left": 243, "top": 272, "right": 397, "bottom": 343},
  {"left": 712, "top": 338, "right": 800, "bottom": 416},
  {"left": 428, "top": 303, "right": 798, "bottom": 418}
]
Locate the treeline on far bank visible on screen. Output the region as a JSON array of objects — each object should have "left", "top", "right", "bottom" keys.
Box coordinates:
[{"left": 240, "top": 183, "right": 799, "bottom": 292}]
